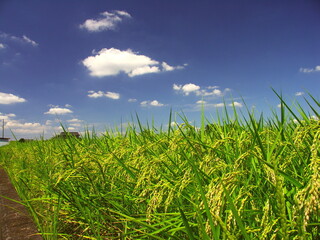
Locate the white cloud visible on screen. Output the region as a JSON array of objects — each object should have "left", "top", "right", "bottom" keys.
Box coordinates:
[
  {"left": 182, "top": 83, "right": 200, "bottom": 95},
  {"left": 173, "top": 83, "right": 230, "bottom": 97},
  {"left": 80, "top": 10, "right": 131, "bottom": 32},
  {"left": 194, "top": 102, "right": 240, "bottom": 109},
  {"left": 162, "top": 62, "right": 174, "bottom": 71},
  {"left": 22, "top": 35, "right": 38, "bottom": 47},
  {"left": 170, "top": 121, "right": 180, "bottom": 127},
  {"left": 228, "top": 101, "right": 243, "bottom": 107},
  {"left": 213, "top": 103, "right": 225, "bottom": 108},
  {"left": 48, "top": 104, "right": 59, "bottom": 108},
  {"left": 197, "top": 88, "right": 223, "bottom": 97},
  {"left": 140, "top": 101, "right": 148, "bottom": 106},
  {"left": 82, "top": 48, "right": 159, "bottom": 77},
  {"left": 196, "top": 100, "right": 206, "bottom": 104},
  {"left": 6, "top": 121, "right": 41, "bottom": 129},
  {"left": 67, "top": 118, "right": 82, "bottom": 123},
  {"left": 128, "top": 98, "right": 137, "bottom": 102},
  {"left": 0, "top": 43, "right": 5, "bottom": 49},
  {"left": 129, "top": 65, "right": 160, "bottom": 77},
  {"left": 162, "top": 62, "right": 186, "bottom": 72},
  {"left": 295, "top": 91, "right": 304, "bottom": 96},
  {"left": 45, "top": 120, "right": 53, "bottom": 125},
  {"left": 3, "top": 115, "right": 84, "bottom": 138},
  {"left": 87, "top": 90, "right": 120, "bottom": 99},
  {"left": 150, "top": 100, "right": 164, "bottom": 107},
  {"left": 87, "top": 90, "right": 104, "bottom": 98},
  {"left": 105, "top": 91, "right": 120, "bottom": 99},
  {"left": 82, "top": 48, "right": 185, "bottom": 78},
  {"left": 69, "top": 123, "right": 81, "bottom": 127},
  {"left": 115, "top": 10, "right": 131, "bottom": 17},
  {"left": 45, "top": 107, "right": 73, "bottom": 115},
  {"left": 207, "top": 86, "right": 219, "bottom": 89},
  {"left": 172, "top": 83, "right": 201, "bottom": 96},
  {"left": 5, "top": 120, "right": 44, "bottom": 134},
  {"left": 66, "top": 119, "right": 84, "bottom": 128},
  {"left": 300, "top": 66, "right": 320, "bottom": 73},
  {"left": 0, "top": 32, "right": 38, "bottom": 47},
  {"left": 6, "top": 119, "right": 64, "bottom": 135},
  {"left": 140, "top": 100, "right": 164, "bottom": 107},
  {"left": 0, "top": 112, "right": 16, "bottom": 120},
  {"left": 173, "top": 84, "right": 182, "bottom": 91},
  {"left": 0, "top": 92, "right": 26, "bottom": 104}
]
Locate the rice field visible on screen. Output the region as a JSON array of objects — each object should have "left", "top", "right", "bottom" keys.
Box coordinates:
[{"left": 0, "top": 93, "right": 319, "bottom": 240}]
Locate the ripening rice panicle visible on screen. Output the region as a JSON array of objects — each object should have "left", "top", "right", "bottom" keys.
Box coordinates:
[
  {"left": 205, "top": 178, "right": 224, "bottom": 227},
  {"left": 294, "top": 121, "right": 320, "bottom": 234},
  {"left": 204, "top": 171, "right": 241, "bottom": 236},
  {"left": 199, "top": 156, "right": 227, "bottom": 177},
  {"left": 260, "top": 199, "right": 278, "bottom": 239}
]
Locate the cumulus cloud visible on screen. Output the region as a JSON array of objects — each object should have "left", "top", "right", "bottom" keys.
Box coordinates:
[
  {"left": 83, "top": 48, "right": 158, "bottom": 77},
  {"left": 129, "top": 65, "right": 160, "bottom": 77},
  {"left": 228, "top": 101, "right": 243, "bottom": 107},
  {"left": 105, "top": 91, "right": 120, "bottom": 99},
  {"left": 4, "top": 118, "right": 50, "bottom": 135},
  {"left": 140, "top": 100, "right": 165, "bottom": 107},
  {"left": 173, "top": 83, "right": 200, "bottom": 95},
  {"left": 45, "top": 107, "right": 73, "bottom": 115},
  {"left": 80, "top": 10, "right": 131, "bottom": 32},
  {"left": 6, "top": 120, "right": 65, "bottom": 135},
  {"left": 65, "top": 119, "right": 84, "bottom": 127},
  {"left": 0, "top": 112, "right": 16, "bottom": 120},
  {"left": 173, "top": 83, "right": 229, "bottom": 97},
  {"left": 67, "top": 118, "right": 82, "bottom": 123},
  {"left": 197, "top": 88, "right": 223, "bottom": 97},
  {"left": 87, "top": 91, "right": 104, "bottom": 98},
  {"left": 87, "top": 90, "right": 120, "bottom": 99},
  {"left": 204, "top": 102, "right": 242, "bottom": 108},
  {"left": 196, "top": 100, "right": 206, "bottom": 104},
  {"left": 0, "top": 92, "right": 26, "bottom": 104},
  {"left": 295, "top": 91, "right": 304, "bottom": 96},
  {"left": 6, "top": 121, "right": 41, "bottom": 129},
  {"left": 212, "top": 103, "right": 225, "bottom": 108},
  {"left": 162, "top": 62, "right": 186, "bottom": 72},
  {"left": 3, "top": 114, "right": 84, "bottom": 138},
  {"left": 45, "top": 120, "right": 53, "bottom": 126},
  {"left": 299, "top": 66, "right": 320, "bottom": 73},
  {"left": 82, "top": 48, "right": 185, "bottom": 78}
]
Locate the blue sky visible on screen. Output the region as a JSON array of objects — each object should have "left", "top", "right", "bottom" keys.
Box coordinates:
[{"left": 0, "top": 0, "right": 319, "bottom": 139}]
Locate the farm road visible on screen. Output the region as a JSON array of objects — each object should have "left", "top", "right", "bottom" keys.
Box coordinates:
[{"left": 0, "top": 168, "right": 43, "bottom": 240}]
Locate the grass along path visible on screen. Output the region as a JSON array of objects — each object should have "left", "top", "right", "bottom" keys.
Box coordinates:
[{"left": 0, "top": 93, "right": 319, "bottom": 239}]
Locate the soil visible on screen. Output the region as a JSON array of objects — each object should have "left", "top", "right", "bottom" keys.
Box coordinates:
[{"left": 0, "top": 168, "right": 43, "bottom": 240}]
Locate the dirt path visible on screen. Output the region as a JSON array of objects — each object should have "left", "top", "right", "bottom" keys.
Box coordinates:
[{"left": 0, "top": 168, "right": 43, "bottom": 240}]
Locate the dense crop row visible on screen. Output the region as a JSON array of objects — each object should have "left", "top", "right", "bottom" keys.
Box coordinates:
[{"left": 0, "top": 93, "right": 319, "bottom": 239}]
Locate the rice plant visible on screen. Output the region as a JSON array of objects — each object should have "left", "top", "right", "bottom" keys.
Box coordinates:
[{"left": 0, "top": 93, "right": 319, "bottom": 239}]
